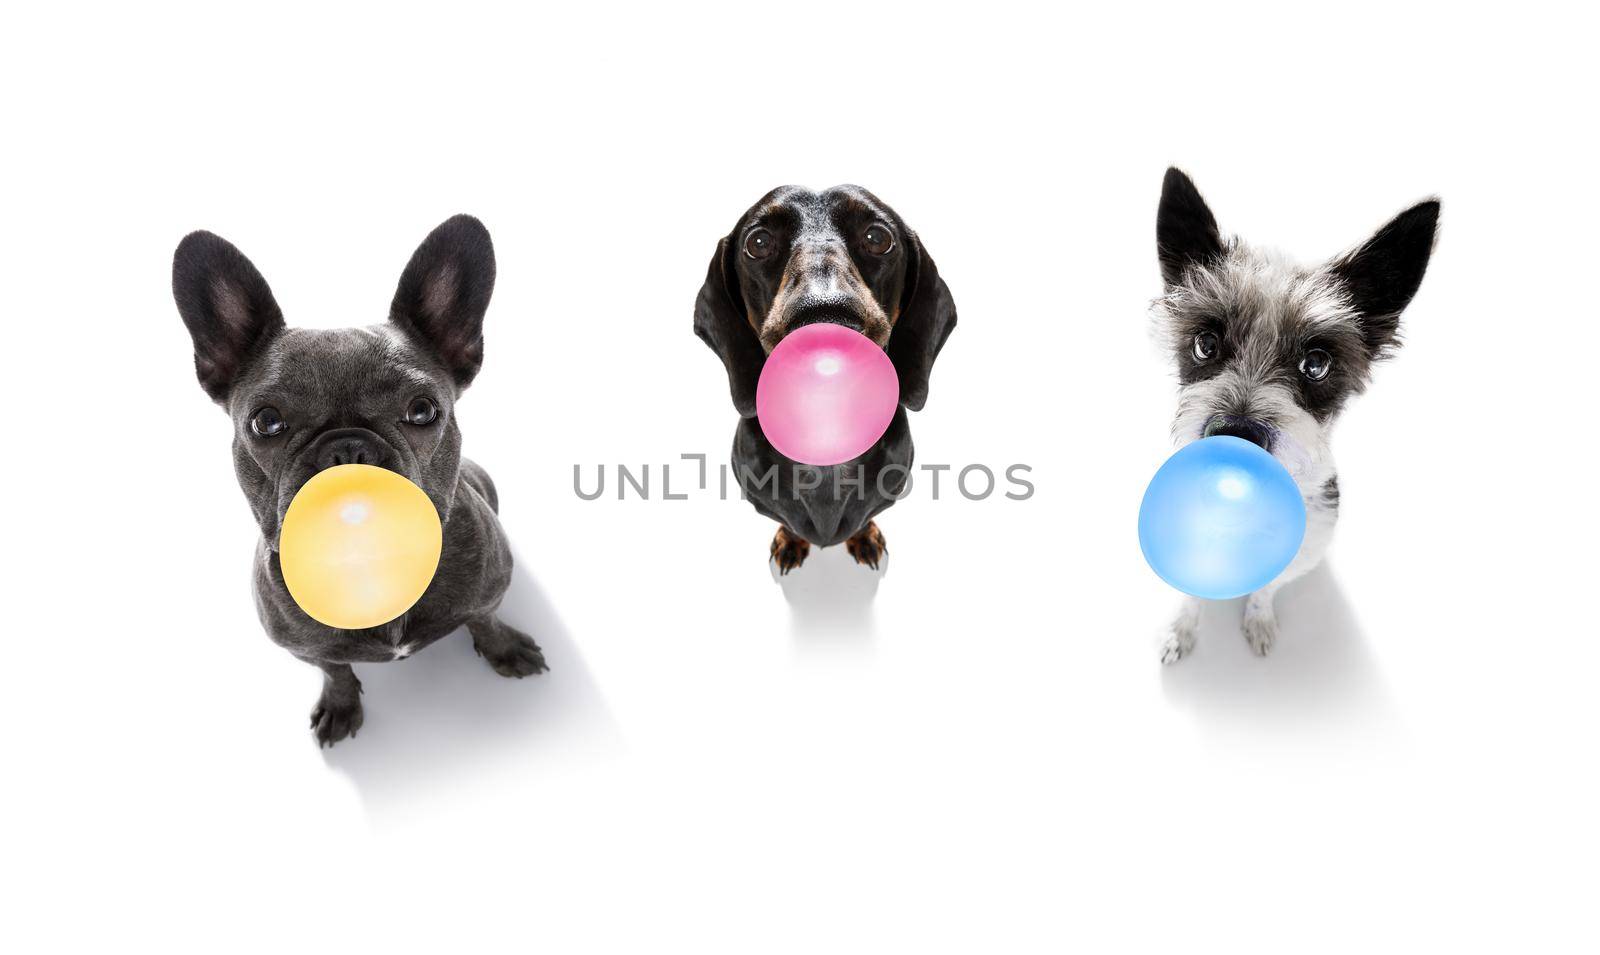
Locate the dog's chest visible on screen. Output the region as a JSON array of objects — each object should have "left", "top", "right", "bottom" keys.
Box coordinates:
[
  {"left": 327, "top": 614, "right": 445, "bottom": 662},
  {"left": 372, "top": 617, "right": 415, "bottom": 658},
  {"left": 299, "top": 615, "right": 426, "bottom": 662},
  {"left": 354, "top": 608, "right": 461, "bottom": 661}
]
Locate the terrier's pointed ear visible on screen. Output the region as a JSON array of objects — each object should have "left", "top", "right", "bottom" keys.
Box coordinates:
[
  {"left": 1156, "top": 167, "right": 1224, "bottom": 286},
  {"left": 390, "top": 214, "right": 496, "bottom": 388},
  {"left": 1330, "top": 199, "right": 1440, "bottom": 358},
  {"left": 172, "top": 231, "right": 286, "bottom": 403}
]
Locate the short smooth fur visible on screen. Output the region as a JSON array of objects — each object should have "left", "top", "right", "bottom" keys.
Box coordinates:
[
  {"left": 173, "top": 216, "right": 545, "bottom": 745},
  {"left": 695, "top": 185, "right": 957, "bottom": 573}
]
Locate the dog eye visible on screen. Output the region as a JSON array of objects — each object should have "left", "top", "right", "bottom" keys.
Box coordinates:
[
  {"left": 1192, "top": 330, "right": 1220, "bottom": 362},
  {"left": 404, "top": 396, "right": 439, "bottom": 426},
  {"left": 1300, "top": 349, "right": 1333, "bottom": 382},
  {"left": 743, "top": 228, "right": 776, "bottom": 260},
  {"left": 862, "top": 224, "right": 894, "bottom": 256},
  {"left": 249, "top": 406, "right": 286, "bottom": 438}
]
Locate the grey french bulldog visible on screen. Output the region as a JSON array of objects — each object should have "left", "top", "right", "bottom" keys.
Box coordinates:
[{"left": 172, "top": 215, "right": 546, "bottom": 746}]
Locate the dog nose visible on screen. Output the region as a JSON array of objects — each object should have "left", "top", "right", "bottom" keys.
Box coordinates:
[
  {"left": 1202, "top": 414, "right": 1275, "bottom": 451},
  {"left": 311, "top": 427, "right": 394, "bottom": 471}
]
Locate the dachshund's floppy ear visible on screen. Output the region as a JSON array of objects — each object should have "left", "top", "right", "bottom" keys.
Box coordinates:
[
  {"left": 172, "top": 230, "right": 286, "bottom": 404},
  {"left": 888, "top": 231, "right": 957, "bottom": 412},
  {"left": 390, "top": 214, "right": 496, "bottom": 389},
  {"left": 693, "top": 236, "right": 765, "bottom": 417}
]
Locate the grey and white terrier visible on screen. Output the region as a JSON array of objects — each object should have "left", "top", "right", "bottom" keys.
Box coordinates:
[{"left": 1152, "top": 168, "right": 1438, "bottom": 663}]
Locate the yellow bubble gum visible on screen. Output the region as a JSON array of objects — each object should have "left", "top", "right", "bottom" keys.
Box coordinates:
[{"left": 278, "top": 464, "right": 442, "bottom": 630}]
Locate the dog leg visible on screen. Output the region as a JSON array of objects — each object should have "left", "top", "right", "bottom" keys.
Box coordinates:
[
  {"left": 1237, "top": 503, "right": 1332, "bottom": 658},
  {"left": 1160, "top": 597, "right": 1202, "bottom": 665},
  {"left": 309, "top": 662, "right": 364, "bottom": 747},
  {"left": 770, "top": 525, "right": 811, "bottom": 574},
  {"left": 469, "top": 616, "right": 548, "bottom": 678},
  {"left": 845, "top": 521, "right": 887, "bottom": 570},
  {"left": 1242, "top": 584, "right": 1282, "bottom": 657}
]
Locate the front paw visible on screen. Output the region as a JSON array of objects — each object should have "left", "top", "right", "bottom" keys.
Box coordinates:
[
  {"left": 845, "top": 521, "right": 887, "bottom": 570},
  {"left": 310, "top": 695, "right": 364, "bottom": 747},
  {"left": 473, "top": 620, "right": 549, "bottom": 678},
  {"left": 1243, "top": 612, "right": 1278, "bottom": 657},
  {"left": 770, "top": 527, "right": 811, "bottom": 575},
  {"left": 1160, "top": 630, "right": 1195, "bottom": 665}
]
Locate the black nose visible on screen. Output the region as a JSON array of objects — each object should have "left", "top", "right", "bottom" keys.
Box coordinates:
[
  {"left": 1203, "top": 414, "right": 1275, "bottom": 451},
  {"left": 311, "top": 427, "right": 395, "bottom": 471}
]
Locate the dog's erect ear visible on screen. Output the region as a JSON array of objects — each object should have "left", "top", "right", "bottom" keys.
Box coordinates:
[
  {"left": 1157, "top": 167, "right": 1225, "bottom": 286},
  {"left": 390, "top": 214, "right": 496, "bottom": 388},
  {"left": 172, "top": 231, "right": 287, "bottom": 403},
  {"left": 693, "top": 236, "right": 765, "bottom": 417},
  {"left": 888, "top": 231, "right": 957, "bottom": 412},
  {"left": 1329, "top": 200, "right": 1440, "bottom": 358}
]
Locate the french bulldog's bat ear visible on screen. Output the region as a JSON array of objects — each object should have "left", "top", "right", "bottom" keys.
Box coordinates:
[
  {"left": 1157, "top": 167, "right": 1225, "bottom": 287},
  {"left": 1329, "top": 199, "right": 1440, "bottom": 359},
  {"left": 888, "top": 230, "right": 957, "bottom": 412},
  {"left": 172, "top": 231, "right": 286, "bottom": 403},
  {"left": 390, "top": 214, "right": 496, "bottom": 388},
  {"left": 693, "top": 235, "right": 765, "bottom": 418}
]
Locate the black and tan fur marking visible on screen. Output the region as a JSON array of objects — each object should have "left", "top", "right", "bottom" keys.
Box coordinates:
[{"left": 696, "top": 185, "right": 957, "bottom": 572}]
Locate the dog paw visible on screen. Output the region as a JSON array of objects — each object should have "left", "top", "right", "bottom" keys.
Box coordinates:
[
  {"left": 473, "top": 621, "right": 549, "bottom": 678},
  {"left": 1160, "top": 630, "right": 1195, "bottom": 665},
  {"left": 1243, "top": 612, "right": 1278, "bottom": 657},
  {"left": 770, "top": 527, "right": 811, "bottom": 575},
  {"left": 310, "top": 695, "right": 364, "bottom": 747},
  {"left": 845, "top": 522, "right": 887, "bottom": 570}
]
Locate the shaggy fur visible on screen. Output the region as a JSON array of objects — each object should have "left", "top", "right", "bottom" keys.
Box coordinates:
[{"left": 1152, "top": 168, "right": 1439, "bottom": 662}]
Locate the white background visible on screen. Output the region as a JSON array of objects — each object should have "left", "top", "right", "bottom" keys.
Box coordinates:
[{"left": 4, "top": 2, "right": 1597, "bottom": 951}]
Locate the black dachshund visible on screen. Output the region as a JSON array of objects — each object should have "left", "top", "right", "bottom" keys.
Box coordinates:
[{"left": 695, "top": 185, "right": 957, "bottom": 573}]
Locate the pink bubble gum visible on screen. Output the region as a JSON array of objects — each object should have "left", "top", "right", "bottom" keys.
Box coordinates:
[{"left": 755, "top": 323, "right": 900, "bottom": 466}]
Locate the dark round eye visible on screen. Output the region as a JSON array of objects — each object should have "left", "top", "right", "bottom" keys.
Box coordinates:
[
  {"left": 1300, "top": 348, "right": 1333, "bottom": 382},
  {"left": 404, "top": 396, "right": 439, "bottom": 426},
  {"left": 743, "top": 228, "right": 776, "bottom": 260},
  {"left": 1192, "top": 330, "right": 1220, "bottom": 361},
  {"left": 862, "top": 223, "right": 894, "bottom": 256},
  {"left": 249, "top": 406, "right": 286, "bottom": 438}
]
